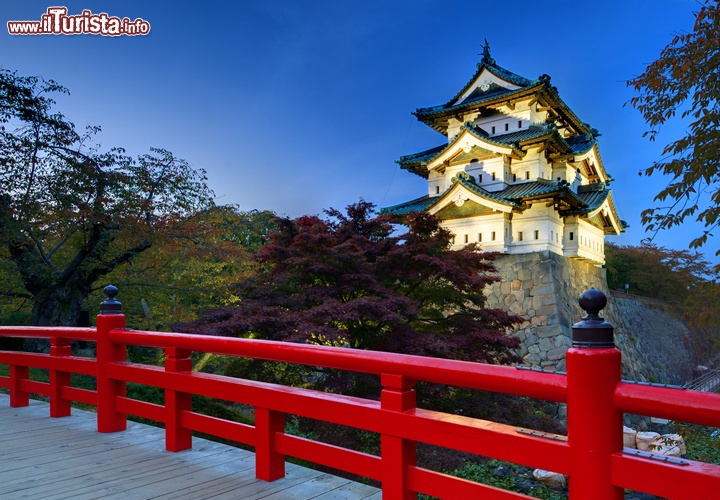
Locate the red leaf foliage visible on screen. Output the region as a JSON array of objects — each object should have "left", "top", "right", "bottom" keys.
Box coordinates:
[{"left": 182, "top": 200, "right": 521, "bottom": 365}]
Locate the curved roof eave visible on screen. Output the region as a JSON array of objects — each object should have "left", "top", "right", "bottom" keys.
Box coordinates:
[{"left": 429, "top": 179, "right": 520, "bottom": 215}]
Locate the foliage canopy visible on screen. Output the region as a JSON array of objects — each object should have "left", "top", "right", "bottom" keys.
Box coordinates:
[
  {"left": 0, "top": 69, "right": 217, "bottom": 327},
  {"left": 183, "top": 201, "right": 522, "bottom": 365},
  {"left": 627, "top": 1, "right": 720, "bottom": 253},
  {"left": 605, "top": 242, "right": 711, "bottom": 301}
]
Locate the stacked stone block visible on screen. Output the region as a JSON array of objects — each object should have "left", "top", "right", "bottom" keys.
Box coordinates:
[{"left": 486, "top": 251, "right": 698, "bottom": 384}]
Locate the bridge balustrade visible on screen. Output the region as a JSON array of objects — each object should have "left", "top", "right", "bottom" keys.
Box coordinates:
[{"left": 0, "top": 286, "right": 718, "bottom": 499}]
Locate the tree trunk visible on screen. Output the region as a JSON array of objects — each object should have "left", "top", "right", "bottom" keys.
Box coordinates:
[{"left": 24, "top": 285, "right": 87, "bottom": 352}]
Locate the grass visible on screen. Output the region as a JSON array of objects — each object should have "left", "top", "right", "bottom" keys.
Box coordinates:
[{"left": 419, "top": 459, "right": 567, "bottom": 500}]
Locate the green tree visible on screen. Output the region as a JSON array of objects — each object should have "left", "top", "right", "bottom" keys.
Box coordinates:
[
  {"left": 100, "top": 206, "right": 276, "bottom": 331},
  {"left": 605, "top": 242, "right": 711, "bottom": 301},
  {"left": 0, "top": 69, "right": 215, "bottom": 328},
  {"left": 627, "top": 1, "right": 720, "bottom": 253}
]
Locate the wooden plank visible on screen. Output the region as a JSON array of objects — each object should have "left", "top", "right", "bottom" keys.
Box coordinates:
[{"left": 0, "top": 394, "right": 380, "bottom": 499}]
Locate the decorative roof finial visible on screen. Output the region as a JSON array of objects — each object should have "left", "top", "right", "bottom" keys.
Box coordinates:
[{"left": 480, "top": 39, "right": 494, "bottom": 65}]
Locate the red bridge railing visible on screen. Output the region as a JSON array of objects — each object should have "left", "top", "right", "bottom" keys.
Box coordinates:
[{"left": 0, "top": 287, "right": 719, "bottom": 499}]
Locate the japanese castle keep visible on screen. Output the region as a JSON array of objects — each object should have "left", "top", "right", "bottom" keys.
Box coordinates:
[
  {"left": 384, "top": 44, "right": 625, "bottom": 265},
  {"left": 384, "top": 45, "right": 630, "bottom": 370}
]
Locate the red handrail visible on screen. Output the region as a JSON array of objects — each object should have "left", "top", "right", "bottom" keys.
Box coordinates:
[{"left": 1, "top": 309, "right": 719, "bottom": 500}]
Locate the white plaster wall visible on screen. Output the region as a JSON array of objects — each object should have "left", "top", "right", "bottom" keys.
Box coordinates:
[
  {"left": 562, "top": 217, "right": 604, "bottom": 264},
  {"left": 443, "top": 213, "right": 509, "bottom": 252},
  {"left": 473, "top": 103, "right": 533, "bottom": 137},
  {"left": 507, "top": 205, "right": 564, "bottom": 256},
  {"left": 512, "top": 151, "right": 551, "bottom": 182},
  {"left": 428, "top": 170, "right": 444, "bottom": 197}
]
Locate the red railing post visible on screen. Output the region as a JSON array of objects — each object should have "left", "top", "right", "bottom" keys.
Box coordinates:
[
  {"left": 9, "top": 364, "right": 29, "bottom": 407},
  {"left": 255, "top": 407, "right": 286, "bottom": 481},
  {"left": 165, "top": 347, "right": 193, "bottom": 452},
  {"left": 381, "top": 373, "right": 417, "bottom": 500},
  {"left": 96, "top": 285, "right": 127, "bottom": 433},
  {"left": 49, "top": 337, "right": 72, "bottom": 417},
  {"left": 566, "top": 289, "right": 623, "bottom": 500}
]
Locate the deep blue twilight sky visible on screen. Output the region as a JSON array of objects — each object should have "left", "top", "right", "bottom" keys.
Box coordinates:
[{"left": 1, "top": 1, "right": 709, "bottom": 259}]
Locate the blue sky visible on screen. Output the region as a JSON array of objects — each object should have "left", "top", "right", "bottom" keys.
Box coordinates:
[{"left": 1, "top": 1, "right": 709, "bottom": 260}]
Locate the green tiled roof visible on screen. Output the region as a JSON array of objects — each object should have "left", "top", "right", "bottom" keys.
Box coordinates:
[
  {"left": 452, "top": 177, "right": 524, "bottom": 209},
  {"left": 414, "top": 60, "right": 591, "bottom": 138},
  {"left": 398, "top": 123, "right": 562, "bottom": 177},
  {"left": 380, "top": 195, "right": 436, "bottom": 215},
  {"left": 562, "top": 134, "right": 597, "bottom": 156},
  {"left": 415, "top": 83, "right": 542, "bottom": 118},
  {"left": 476, "top": 123, "right": 555, "bottom": 144},
  {"left": 381, "top": 177, "right": 597, "bottom": 216},
  {"left": 398, "top": 144, "right": 447, "bottom": 165},
  {"left": 571, "top": 187, "right": 609, "bottom": 212}
]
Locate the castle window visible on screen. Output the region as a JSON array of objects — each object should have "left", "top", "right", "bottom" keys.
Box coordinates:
[
  {"left": 518, "top": 232, "right": 523, "bottom": 241},
  {"left": 551, "top": 230, "right": 554, "bottom": 241},
  {"left": 518, "top": 120, "right": 522, "bottom": 128},
  {"left": 436, "top": 186, "right": 440, "bottom": 194},
  {"left": 513, "top": 173, "right": 516, "bottom": 182},
  {"left": 451, "top": 235, "right": 456, "bottom": 244},
  {"left": 534, "top": 230, "right": 539, "bottom": 240},
  {"left": 479, "top": 174, "right": 482, "bottom": 182},
  {"left": 556, "top": 233, "right": 559, "bottom": 243},
  {"left": 505, "top": 123, "right": 509, "bottom": 131},
  {"left": 464, "top": 234, "right": 469, "bottom": 244},
  {"left": 569, "top": 232, "right": 574, "bottom": 241},
  {"left": 478, "top": 233, "right": 482, "bottom": 242},
  {"left": 491, "top": 126, "right": 495, "bottom": 134},
  {"left": 525, "top": 171, "right": 530, "bottom": 180},
  {"left": 491, "top": 231, "right": 496, "bottom": 241},
  {"left": 492, "top": 172, "right": 496, "bottom": 181}
]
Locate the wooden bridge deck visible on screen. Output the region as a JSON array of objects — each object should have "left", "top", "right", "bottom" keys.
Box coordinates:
[{"left": 0, "top": 394, "right": 380, "bottom": 500}]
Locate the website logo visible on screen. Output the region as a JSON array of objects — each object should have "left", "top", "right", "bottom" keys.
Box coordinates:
[{"left": 7, "top": 7, "right": 150, "bottom": 36}]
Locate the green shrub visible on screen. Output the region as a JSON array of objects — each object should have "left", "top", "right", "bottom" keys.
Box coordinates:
[{"left": 420, "top": 459, "right": 567, "bottom": 500}]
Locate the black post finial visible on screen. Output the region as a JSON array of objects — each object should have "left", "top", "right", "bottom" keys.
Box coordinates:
[
  {"left": 572, "top": 288, "right": 614, "bottom": 348},
  {"left": 100, "top": 285, "right": 122, "bottom": 315}
]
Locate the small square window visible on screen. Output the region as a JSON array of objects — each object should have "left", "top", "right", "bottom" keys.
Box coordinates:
[{"left": 534, "top": 230, "right": 539, "bottom": 240}]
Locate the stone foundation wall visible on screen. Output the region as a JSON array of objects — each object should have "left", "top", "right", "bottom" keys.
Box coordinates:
[{"left": 486, "top": 251, "right": 699, "bottom": 384}]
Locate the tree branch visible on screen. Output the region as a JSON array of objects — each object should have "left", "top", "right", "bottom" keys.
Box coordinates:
[
  {"left": 83, "top": 240, "right": 153, "bottom": 287},
  {"left": 0, "top": 289, "right": 33, "bottom": 299},
  {"left": 24, "top": 228, "right": 58, "bottom": 271},
  {"left": 47, "top": 233, "right": 73, "bottom": 258}
]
